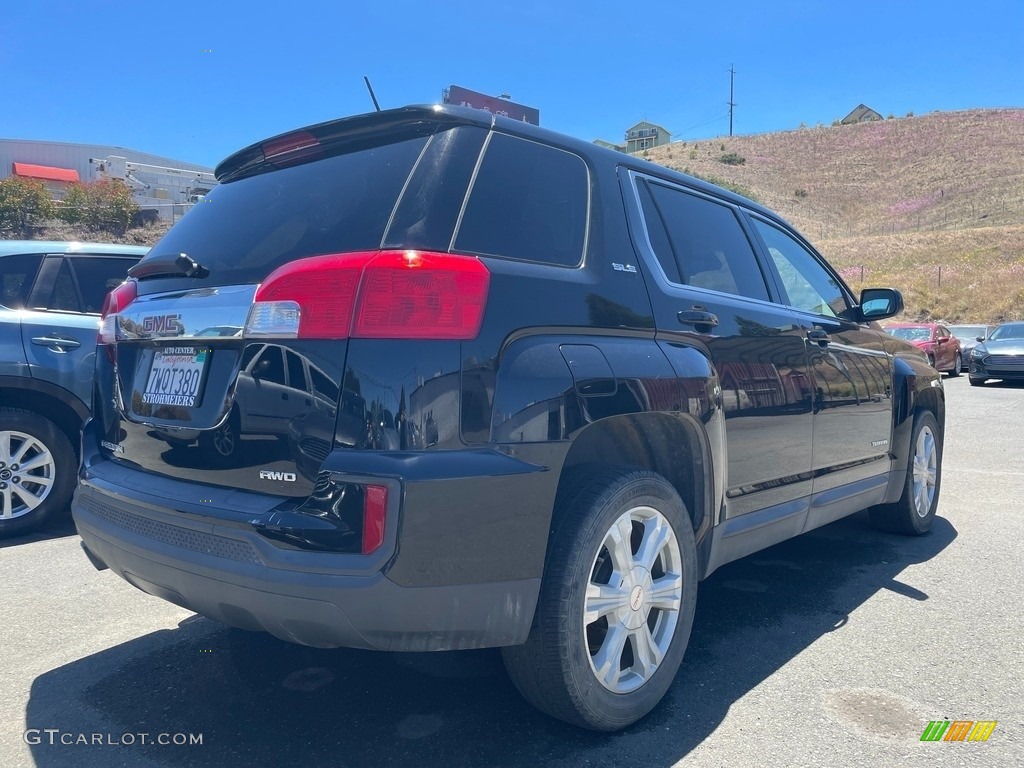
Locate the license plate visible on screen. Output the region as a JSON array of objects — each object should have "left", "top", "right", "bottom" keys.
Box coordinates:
[{"left": 142, "top": 347, "right": 208, "bottom": 407}]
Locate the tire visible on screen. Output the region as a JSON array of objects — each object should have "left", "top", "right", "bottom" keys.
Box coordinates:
[
  {"left": 502, "top": 466, "right": 698, "bottom": 731},
  {"left": 0, "top": 408, "right": 77, "bottom": 538},
  {"left": 869, "top": 411, "right": 941, "bottom": 535},
  {"left": 948, "top": 353, "right": 962, "bottom": 378},
  {"left": 969, "top": 376, "right": 986, "bottom": 387}
]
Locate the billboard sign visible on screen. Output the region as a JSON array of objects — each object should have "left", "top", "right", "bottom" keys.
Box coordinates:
[{"left": 444, "top": 85, "right": 540, "bottom": 126}]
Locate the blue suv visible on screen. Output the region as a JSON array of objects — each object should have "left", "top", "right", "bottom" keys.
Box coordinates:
[{"left": 0, "top": 241, "right": 146, "bottom": 536}]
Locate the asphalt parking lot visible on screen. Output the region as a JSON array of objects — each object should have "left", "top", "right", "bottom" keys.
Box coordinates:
[{"left": 2, "top": 375, "right": 1021, "bottom": 768}]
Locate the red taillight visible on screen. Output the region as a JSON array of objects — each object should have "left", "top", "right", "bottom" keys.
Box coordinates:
[
  {"left": 252, "top": 253, "right": 371, "bottom": 338},
  {"left": 247, "top": 251, "right": 490, "bottom": 340},
  {"left": 98, "top": 280, "right": 138, "bottom": 343},
  {"left": 354, "top": 251, "right": 490, "bottom": 339},
  {"left": 362, "top": 485, "right": 388, "bottom": 554}
]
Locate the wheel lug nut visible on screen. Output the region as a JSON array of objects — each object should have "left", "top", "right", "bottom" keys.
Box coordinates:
[
  {"left": 10, "top": 464, "right": 18, "bottom": 471},
  {"left": 0, "top": 483, "right": 6, "bottom": 490},
  {"left": 12, "top": 477, "right": 20, "bottom": 484}
]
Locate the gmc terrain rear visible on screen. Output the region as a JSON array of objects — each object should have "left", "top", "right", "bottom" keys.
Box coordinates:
[{"left": 73, "top": 104, "right": 944, "bottom": 731}]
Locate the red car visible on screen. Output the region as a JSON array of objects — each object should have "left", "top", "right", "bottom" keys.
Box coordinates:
[{"left": 885, "top": 322, "right": 963, "bottom": 376}]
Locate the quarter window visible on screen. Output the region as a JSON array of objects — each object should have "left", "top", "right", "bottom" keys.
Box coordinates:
[
  {"left": 751, "top": 219, "right": 850, "bottom": 317},
  {"left": 455, "top": 134, "right": 588, "bottom": 267},
  {"left": 50, "top": 260, "right": 82, "bottom": 312}
]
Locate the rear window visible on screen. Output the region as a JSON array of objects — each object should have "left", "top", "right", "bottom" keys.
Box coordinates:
[
  {"left": 142, "top": 135, "right": 430, "bottom": 285},
  {"left": 454, "top": 134, "right": 589, "bottom": 267}
]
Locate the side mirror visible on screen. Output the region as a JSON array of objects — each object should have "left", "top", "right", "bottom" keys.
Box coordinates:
[
  {"left": 936, "top": 337, "right": 949, "bottom": 344},
  {"left": 976, "top": 336, "right": 985, "bottom": 343},
  {"left": 859, "top": 288, "right": 903, "bottom": 322}
]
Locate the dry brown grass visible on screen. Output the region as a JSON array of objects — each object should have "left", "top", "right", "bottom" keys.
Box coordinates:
[
  {"left": 650, "top": 108, "right": 1024, "bottom": 238},
  {"left": 647, "top": 108, "right": 1024, "bottom": 321},
  {"left": 820, "top": 226, "right": 1024, "bottom": 323}
]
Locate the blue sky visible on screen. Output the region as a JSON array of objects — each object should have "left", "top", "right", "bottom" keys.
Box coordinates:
[{"left": 2, "top": 0, "right": 1021, "bottom": 169}]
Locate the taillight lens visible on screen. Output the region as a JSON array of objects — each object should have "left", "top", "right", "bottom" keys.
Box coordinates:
[
  {"left": 362, "top": 485, "right": 388, "bottom": 554},
  {"left": 98, "top": 280, "right": 138, "bottom": 343},
  {"left": 246, "top": 250, "right": 489, "bottom": 340},
  {"left": 249, "top": 253, "right": 369, "bottom": 338}
]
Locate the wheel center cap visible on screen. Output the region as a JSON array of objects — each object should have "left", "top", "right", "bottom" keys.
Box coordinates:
[
  {"left": 621, "top": 567, "right": 654, "bottom": 630},
  {"left": 630, "top": 585, "right": 644, "bottom": 611},
  {"left": 0, "top": 470, "right": 10, "bottom": 480}
]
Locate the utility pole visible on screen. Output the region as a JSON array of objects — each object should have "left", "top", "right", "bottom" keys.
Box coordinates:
[{"left": 728, "top": 64, "right": 736, "bottom": 137}]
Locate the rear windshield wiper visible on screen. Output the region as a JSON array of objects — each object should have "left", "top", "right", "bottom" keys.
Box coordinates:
[{"left": 128, "top": 253, "right": 210, "bottom": 280}]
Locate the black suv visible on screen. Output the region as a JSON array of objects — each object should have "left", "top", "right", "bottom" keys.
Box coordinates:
[
  {"left": 72, "top": 106, "right": 944, "bottom": 731},
  {"left": 0, "top": 241, "right": 146, "bottom": 536}
]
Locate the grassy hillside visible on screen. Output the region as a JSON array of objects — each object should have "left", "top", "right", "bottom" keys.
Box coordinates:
[
  {"left": 27, "top": 109, "right": 1024, "bottom": 322},
  {"left": 646, "top": 109, "right": 1024, "bottom": 322}
]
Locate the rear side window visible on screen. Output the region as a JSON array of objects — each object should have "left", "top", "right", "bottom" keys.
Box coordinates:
[
  {"left": 0, "top": 253, "right": 43, "bottom": 309},
  {"left": 455, "top": 134, "right": 588, "bottom": 267},
  {"left": 642, "top": 182, "right": 770, "bottom": 302},
  {"left": 69, "top": 257, "right": 135, "bottom": 313},
  {"left": 144, "top": 135, "right": 430, "bottom": 284}
]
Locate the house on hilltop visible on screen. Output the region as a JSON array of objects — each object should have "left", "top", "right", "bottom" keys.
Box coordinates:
[
  {"left": 624, "top": 121, "right": 671, "bottom": 152},
  {"left": 841, "top": 104, "right": 883, "bottom": 125}
]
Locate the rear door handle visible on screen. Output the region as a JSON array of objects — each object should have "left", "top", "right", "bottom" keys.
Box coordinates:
[
  {"left": 807, "top": 329, "right": 831, "bottom": 345},
  {"left": 677, "top": 310, "right": 719, "bottom": 328},
  {"left": 31, "top": 335, "right": 82, "bottom": 351}
]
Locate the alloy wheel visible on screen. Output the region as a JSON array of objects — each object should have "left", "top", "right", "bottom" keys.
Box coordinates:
[
  {"left": 0, "top": 430, "right": 56, "bottom": 520},
  {"left": 912, "top": 425, "right": 938, "bottom": 518},
  {"left": 584, "top": 506, "right": 683, "bottom": 693}
]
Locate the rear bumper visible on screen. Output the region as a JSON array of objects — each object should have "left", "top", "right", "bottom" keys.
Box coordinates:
[
  {"left": 74, "top": 480, "right": 539, "bottom": 651},
  {"left": 72, "top": 425, "right": 555, "bottom": 651}
]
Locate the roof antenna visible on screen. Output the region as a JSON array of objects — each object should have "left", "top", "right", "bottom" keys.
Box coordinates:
[{"left": 363, "top": 76, "right": 381, "bottom": 112}]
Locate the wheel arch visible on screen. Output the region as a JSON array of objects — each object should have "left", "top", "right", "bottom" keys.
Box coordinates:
[
  {"left": 557, "top": 412, "right": 715, "bottom": 569},
  {"left": 883, "top": 358, "right": 945, "bottom": 504},
  {"left": 0, "top": 378, "right": 88, "bottom": 457}
]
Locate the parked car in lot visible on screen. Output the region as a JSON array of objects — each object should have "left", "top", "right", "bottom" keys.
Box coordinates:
[
  {"left": 0, "top": 241, "right": 146, "bottom": 536},
  {"left": 968, "top": 321, "right": 1024, "bottom": 386},
  {"left": 884, "top": 322, "right": 963, "bottom": 376},
  {"left": 947, "top": 324, "right": 991, "bottom": 358},
  {"left": 72, "top": 105, "right": 945, "bottom": 731}
]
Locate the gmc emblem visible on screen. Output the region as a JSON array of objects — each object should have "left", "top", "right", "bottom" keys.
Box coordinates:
[
  {"left": 142, "top": 313, "right": 183, "bottom": 335},
  {"left": 259, "top": 470, "right": 297, "bottom": 482}
]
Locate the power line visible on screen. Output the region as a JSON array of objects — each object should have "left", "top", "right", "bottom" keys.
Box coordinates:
[{"left": 668, "top": 113, "right": 730, "bottom": 137}]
